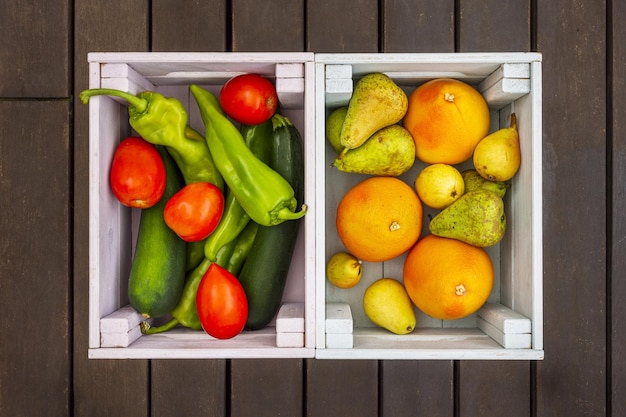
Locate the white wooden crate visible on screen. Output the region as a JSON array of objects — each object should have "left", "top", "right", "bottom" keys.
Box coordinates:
[
  {"left": 314, "top": 53, "right": 543, "bottom": 360},
  {"left": 87, "top": 52, "right": 316, "bottom": 359}
]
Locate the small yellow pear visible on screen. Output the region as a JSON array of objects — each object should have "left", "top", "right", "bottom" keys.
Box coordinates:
[
  {"left": 415, "top": 163, "right": 465, "bottom": 209},
  {"left": 473, "top": 113, "right": 521, "bottom": 181},
  {"left": 363, "top": 278, "right": 416, "bottom": 335},
  {"left": 461, "top": 169, "right": 509, "bottom": 198},
  {"left": 326, "top": 252, "right": 363, "bottom": 289}
]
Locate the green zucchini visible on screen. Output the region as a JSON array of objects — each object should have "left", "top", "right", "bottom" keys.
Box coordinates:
[
  {"left": 237, "top": 114, "right": 305, "bottom": 330},
  {"left": 128, "top": 146, "right": 187, "bottom": 318}
]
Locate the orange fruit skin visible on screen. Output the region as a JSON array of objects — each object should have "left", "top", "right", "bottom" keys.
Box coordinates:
[
  {"left": 336, "top": 177, "right": 423, "bottom": 262},
  {"left": 403, "top": 78, "right": 490, "bottom": 165},
  {"left": 402, "top": 234, "right": 494, "bottom": 320}
]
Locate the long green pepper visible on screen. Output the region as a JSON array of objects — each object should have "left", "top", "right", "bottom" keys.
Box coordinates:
[
  {"left": 189, "top": 84, "right": 306, "bottom": 226},
  {"left": 79, "top": 88, "right": 223, "bottom": 190}
]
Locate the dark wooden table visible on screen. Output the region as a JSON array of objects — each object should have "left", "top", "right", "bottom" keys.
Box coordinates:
[{"left": 1, "top": 1, "right": 623, "bottom": 416}]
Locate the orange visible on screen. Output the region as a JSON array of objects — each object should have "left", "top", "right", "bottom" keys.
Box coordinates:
[
  {"left": 403, "top": 78, "right": 490, "bottom": 165},
  {"left": 336, "top": 177, "right": 423, "bottom": 262},
  {"left": 402, "top": 234, "right": 493, "bottom": 320}
]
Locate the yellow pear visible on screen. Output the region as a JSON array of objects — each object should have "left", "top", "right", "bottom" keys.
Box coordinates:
[
  {"left": 326, "top": 252, "right": 363, "bottom": 289},
  {"left": 363, "top": 278, "right": 416, "bottom": 335},
  {"left": 339, "top": 73, "right": 408, "bottom": 158},
  {"left": 415, "top": 163, "right": 465, "bottom": 209},
  {"left": 473, "top": 114, "right": 521, "bottom": 181},
  {"left": 326, "top": 106, "right": 348, "bottom": 154}
]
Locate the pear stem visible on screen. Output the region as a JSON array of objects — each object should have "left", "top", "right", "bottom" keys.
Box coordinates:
[{"left": 509, "top": 113, "right": 517, "bottom": 130}]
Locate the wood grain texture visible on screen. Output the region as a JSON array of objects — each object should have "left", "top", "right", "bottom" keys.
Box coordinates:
[
  {"left": 0, "top": 0, "right": 70, "bottom": 97},
  {"left": 382, "top": 0, "right": 454, "bottom": 52},
  {"left": 305, "top": 359, "right": 378, "bottom": 417},
  {"left": 536, "top": 0, "right": 607, "bottom": 416},
  {"left": 0, "top": 100, "right": 71, "bottom": 417},
  {"left": 231, "top": 359, "right": 303, "bottom": 417},
  {"left": 306, "top": 0, "right": 379, "bottom": 52},
  {"left": 380, "top": 361, "right": 453, "bottom": 417},
  {"left": 232, "top": 0, "right": 304, "bottom": 51},
  {"left": 152, "top": 360, "right": 226, "bottom": 417},
  {"left": 72, "top": 2, "right": 151, "bottom": 417},
  {"left": 457, "top": 0, "right": 531, "bottom": 52},
  {"left": 152, "top": 0, "right": 227, "bottom": 52},
  {"left": 611, "top": 0, "right": 626, "bottom": 416}
]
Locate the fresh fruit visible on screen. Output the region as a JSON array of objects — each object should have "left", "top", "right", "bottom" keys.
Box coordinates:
[
  {"left": 163, "top": 182, "right": 225, "bottom": 242},
  {"left": 363, "top": 278, "right": 416, "bottom": 335},
  {"left": 336, "top": 176, "right": 423, "bottom": 262},
  {"left": 339, "top": 73, "right": 408, "bottom": 158},
  {"left": 326, "top": 252, "right": 363, "bottom": 289},
  {"left": 429, "top": 189, "right": 506, "bottom": 247},
  {"left": 219, "top": 73, "right": 278, "bottom": 125},
  {"left": 110, "top": 136, "right": 166, "bottom": 208},
  {"left": 473, "top": 113, "right": 521, "bottom": 181},
  {"left": 326, "top": 106, "right": 348, "bottom": 154},
  {"left": 333, "top": 125, "right": 416, "bottom": 176},
  {"left": 403, "top": 78, "right": 490, "bottom": 165},
  {"left": 196, "top": 263, "right": 248, "bottom": 340},
  {"left": 415, "top": 163, "right": 465, "bottom": 209},
  {"left": 461, "top": 169, "right": 509, "bottom": 198},
  {"left": 403, "top": 234, "right": 494, "bottom": 320}
]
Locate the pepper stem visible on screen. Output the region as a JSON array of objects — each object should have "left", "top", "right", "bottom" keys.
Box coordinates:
[
  {"left": 79, "top": 88, "right": 148, "bottom": 113},
  {"left": 277, "top": 204, "right": 308, "bottom": 221},
  {"left": 140, "top": 318, "right": 180, "bottom": 335}
]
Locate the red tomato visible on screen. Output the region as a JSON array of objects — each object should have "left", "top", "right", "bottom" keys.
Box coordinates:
[
  {"left": 196, "top": 263, "right": 248, "bottom": 339},
  {"left": 219, "top": 73, "right": 278, "bottom": 125},
  {"left": 163, "top": 182, "right": 224, "bottom": 242},
  {"left": 109, "top": 136, "right": 166, "bottom": 208}
]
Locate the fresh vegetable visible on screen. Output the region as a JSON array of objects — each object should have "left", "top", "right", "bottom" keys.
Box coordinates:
[
  {"left": 164, "top": 182, "right": 225, "bottom": 242},
  {"left": 189, "top": 84, "right": 306, "bottom": 226},
  {"left": 140, "top": 237, "right": 238, "bottom": 334},
  {"left": 202, "top": 118, "right": 273, "bottom": 262},
  {"left": 237, "top": 113, "right": 305, "bottom": 330},
  {"left": 109, "top": 136, "right": 166, "bottom": 208},
  {"left": 79, "top": 88, "right": 223, "bottom": 190},
  {"left": 196, "top": 263, "right": 248, "bottom": 340},
  {"left": 128, "top": 146, "right": 187, "bottom": 318},
  {"left": 219, "top": 73, "right": 278, "bottom": 125},
  {"left": 226, "top": 221, "right": 258, "bottom": 276}
]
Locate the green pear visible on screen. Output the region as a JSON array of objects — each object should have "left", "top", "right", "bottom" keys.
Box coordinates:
[
  {"left": 326, "top": 106, "right": 348, "bottom": 154},
  {"left": 339, "top": 73, "right": 408, "bottom": 158},
  {"left": 429, "top": 189, "right": 506, "bottom": 247},
  {"left": 332, "top": 125, "right": 416, "bottom": 176},
  {"left": 461, "top": 169, "right": 509, "bottom": 198},
  {"left": 363, "top": 278, "right": 416, "bottom": 335}
]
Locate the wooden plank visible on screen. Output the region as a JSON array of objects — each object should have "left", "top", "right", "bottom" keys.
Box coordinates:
[
  {"left": 232, "top": 0, "right": 304, "bottom": 51},
  {"left": 0, "top": 0, "right": 70, "bottom": 97},
  {"left": 458, "top": 361, "right": 530, "bottom": 417},
  {"left": 152, "top": 360, "right": 226, "bottom": 417},
  {"left": 306, "top": 0, "right": 379, "bottom": 52},
  {"left": 611, "top": 0, "right": 626, "bottom": 416},
  {"left": 455, "top": 2, "right": 533, "bottom": 415},
  {"left": 148, "top": 4, "right": 230, "bottom": 417},
  {"left": 379, "top": 3, "right": 455, "bottom": 415},
  {"left": 380, "top": 361, "right": 453, "bottom": 417},
  {"left": 457, "top": 0, "right": 531, "bottom": 52},
  {"left": 230, "top": 359, "right": 303, "bottom": 417},
  {"left": 535, "top": 0, "right": 607, "bottom": 416},
  {"left": 73, "top": 1, "right": 151, "bottom": 416},
  {"left": 152, "top": 0, "right": 227, "bottom": 51},
  {"left": 306, "top": 359, "right": 378, "bottom": 417},
  {"left": 0, "top": 100, "right": 71, "bottom": 416},
  {"left": 382, "top": 0, "right": 455, "bottom": 52}
]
